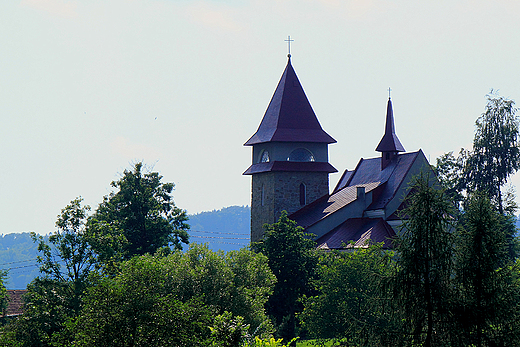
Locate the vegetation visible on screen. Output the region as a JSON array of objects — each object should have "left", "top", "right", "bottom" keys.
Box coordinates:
[
  {"left": 391, "top": 174, "right": 455, "bottom": 346},
  {"left": 300, "top": 244, "right": 397, "bottom": 346},
  {"left": 87, "top": 162, "right": 190, "bottom": 262},
  {"left": 252, "top": 211, "right": 318, "bottom": 342},
  {"left": 2, "top": 93, "right": 520, "bottom": 346},
  {"left": 435, "top": 91, "right": 520, "bottom": 214}
]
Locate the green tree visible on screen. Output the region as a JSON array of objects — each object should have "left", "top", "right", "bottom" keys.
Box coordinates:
[
  {"left": 88, "top": 162, "right": 189, "bottom": 261},
  {"left": 467, "top": 92, "right": 520, "bottom": 214},
  {"left": 451, "top": 193, "right": 520, "bottom": 346},
  {"left": 71, "top": 257, "right": 213, "bottom": 347},
  {"left": 435, "top": 92, "right": 520, "bottom": 215},
  {"left": 300, "top": 244, "right": 398, "bottom": 346},
  {"left": 69, "top": 245, "right": 275, "bottom": 346},
  {"left": 0, "top": 270, "right": 8, "bottom": 317},
  {"left": 392, "top": 174, "right": 455, "bottom": 347},
  {"left": 0, "top": 198, "right": 95, "bottom": 346},
  {"left": 252, "top": 211, "right": 318, "bottom": 342}
]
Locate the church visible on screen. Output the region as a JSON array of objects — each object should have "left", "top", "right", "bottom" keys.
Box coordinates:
[{"left": 244, "top": 55, "right": 433, "bottom": 249}]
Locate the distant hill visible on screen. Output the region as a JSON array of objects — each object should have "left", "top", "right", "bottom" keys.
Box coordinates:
[
  {"left": 0, "top": 206, "right": 251, "bottom": 289},
  {"left": 187, "top": 205, "right": 251, "bottom": 253},
  {"left": 0, "top": 233, "right": 41, "bottom": 290}
]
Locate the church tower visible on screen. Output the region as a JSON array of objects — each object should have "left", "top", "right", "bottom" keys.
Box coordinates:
[{"left": 244, "top": 56, "right": 336, "bottom": 242}]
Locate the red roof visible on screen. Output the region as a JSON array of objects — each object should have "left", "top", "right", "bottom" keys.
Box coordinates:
[
  {"left": 376, "top": 98, "right": 405, "bottom": 153},
  {"left": 316, "top": 218, "right": 396, "bottom": 250},
  {"left": 244, "top": 57, "right": 336, "bottom": 145},
  {"left": 3, "top": 290, "right": 26, "bottom": 317}
]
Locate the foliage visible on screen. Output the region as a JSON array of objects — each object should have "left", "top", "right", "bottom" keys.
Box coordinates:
[
  {"left": 435, "top": 92, "right": 520, "bottom": 214},
  {"left": 88, "top": 162, "right": 189, "bottom": 262},
  {"left": 434, "top": 148, "right": 469, "bottom": 210},
  {"left": 33, "top": 197, "right": 96, "bottom": 314},
  {"left": 252, "top": 211, "right": 319, "bottom": 342},
  {"left": 451, "top": 193, "right": 520, "bottom": 346},
  {"left": 209, "top": 311, "right": 250, "bottom": 347},
  {"left": 68, "top": 244, "right": 275, "bottom": 345},
  {"left": 0, "top": 198, "right": 96, "bottom": 346},
  {"left": 299, "top": 244, "right": 398, "bottom": 346},
  {"left": 391, "top": 174, "right": 455, "bottom": 346},
  {"left": 467, "top": 91, "right": 520, "bottom": 214},
  {"left": 244, "top": 336, "right": 298, "bottom": 347},
  {"left": 0, "top": 270, "right": 8, "bottom": 315},
  {"left": 71, "top": 257, "right": 214, "bottom": 347}
]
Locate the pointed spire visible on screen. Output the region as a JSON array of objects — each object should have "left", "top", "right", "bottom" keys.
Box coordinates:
[
  {"left": 245, "top": 57, "right": 336, "bottom": 145},
  {"left": 376, "top": 97, "right": 405, "bottom": 153}
]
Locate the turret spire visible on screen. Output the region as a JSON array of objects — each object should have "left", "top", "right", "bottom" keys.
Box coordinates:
[{"left": 376, "top": 96, "right": 405, "bottom": 169}]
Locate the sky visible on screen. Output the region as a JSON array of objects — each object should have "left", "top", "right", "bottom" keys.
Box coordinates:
[{"left": 1, "top": 0, "right": 520, "bottom": 235}]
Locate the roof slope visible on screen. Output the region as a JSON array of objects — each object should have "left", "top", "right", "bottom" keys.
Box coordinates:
[
  {"left": 245, "top": 57, "right": 336, "bottom": 145},
  {"left": 316, "top": 218, "right": 395, "bottom": 250},
  {"left": 291, "top": 151, "right": 422, "bottom": 228}
]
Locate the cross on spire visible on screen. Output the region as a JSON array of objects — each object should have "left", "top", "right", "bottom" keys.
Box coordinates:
[
  {"left": 285, "top": 36, "right": 294, "bottom": 57},
  {"left": 388, "top": 87, "right": 392, "bottom": 99}
]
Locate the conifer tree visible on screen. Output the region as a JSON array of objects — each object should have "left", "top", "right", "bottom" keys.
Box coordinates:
[
  {"left": 391, "top": 174, "right": 454, "bottom": 346},
  {"left": 452, "top": 193, "right": 520, "bottom": 346}
]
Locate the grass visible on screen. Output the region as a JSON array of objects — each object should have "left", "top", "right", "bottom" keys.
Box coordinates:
[{"left": 297, "top": 339, "right": 334, "bottom": 347}]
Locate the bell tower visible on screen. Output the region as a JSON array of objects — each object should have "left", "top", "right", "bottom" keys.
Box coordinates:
[{"left": 244, "top": 56, "right": 336, "bottom": 242}]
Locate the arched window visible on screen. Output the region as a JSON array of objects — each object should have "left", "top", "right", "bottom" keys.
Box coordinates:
[
  {"left": 300, "top": 183, "right": 306, "bottom": 206},
  {"left": 259, "top": 150, "right": 270, "bottom": 163},
  {"left": 287, "top": 148, "right": 315, "bottom": 162}
]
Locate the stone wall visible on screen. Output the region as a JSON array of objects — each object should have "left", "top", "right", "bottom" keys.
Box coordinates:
[{"left": 251, "top": 171, "right": 329, "bottom": 242}]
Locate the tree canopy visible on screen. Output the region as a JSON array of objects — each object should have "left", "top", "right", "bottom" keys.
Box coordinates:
[
  {"left": 252, "top": 211, "right": 318, "bottom": 342},
  {"left": 435, "top": 92, "right": 520, "bottom": 214},
  {"left": 88, "top": 162, "right": 189, "bottom": 261}
]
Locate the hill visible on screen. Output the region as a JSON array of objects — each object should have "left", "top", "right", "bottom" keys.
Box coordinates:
[
  {"left": 0, "top": 206, "right": 251, "bottom": 289},
  {"left": 187, "top": 205, "right": 251, "bottom": 253}
]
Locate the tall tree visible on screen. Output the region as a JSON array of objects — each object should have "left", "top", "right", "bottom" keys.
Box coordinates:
[
  {"left": 1, "top": 198, "right": 96, "bottom": 346},
  {"left": 88, "top": 162, "right": 189, "bottom": 261},
  {"left": 252, "top": 211, "right": 318, "bottom": 342},
  {"left": 467, "top": 91, "right": 520, "bottom": 214},
  {"left": 451, "top": 193, "right": 520, "bottom": 346},
  {"left": 436, "top": 92, "right": 520, "bottom": 214},
  {"left": 391, "top": 174, "right": 454, "bottom": 347}
]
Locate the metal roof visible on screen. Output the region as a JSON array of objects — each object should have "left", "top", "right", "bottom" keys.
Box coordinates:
[
  {"left": 316, "top": 218, "right": 396, "bottom": 250},
  {"left": 243, "top": 161, "right": 337, "bottom": 175},
  {"left": 244, "top": 57, "right": 336, "bottom": 146},
  {"left": 291, "top": 151, "right": 422, "bottom": 228}
]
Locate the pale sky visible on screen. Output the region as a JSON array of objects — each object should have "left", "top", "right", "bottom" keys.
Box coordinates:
[{"left": 2, "top": 0, "right": 520, "bottom": 235}]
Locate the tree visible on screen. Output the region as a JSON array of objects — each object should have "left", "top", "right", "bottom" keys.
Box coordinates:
[
  {"left": 435, "top": 92, "right": 520, "bottom": 215},
  {"left": 451, "top": 193, "right": 520, "bottom": 346},
  {"left": 252, "top": 211, "right": 318, "bottom": 342},
  {"left": 88, "top": 162, "right": 189, "bottom": 261},
  {"left": 300, "top": 244, "right": 398, "bottom": 346},
  {"left": 391, "top": 174, "right": 455, "bottom": 347},
  {"left": 467, "top": 92, "right": 520, "bottom": 214},
  {"left": 69, "top": 245, "right": 275, "bottom": 346},
  {"left": 0, "top": 270, "right": 8, "bottom": 317},
  {"left": 1, "top": 198, "right": 96, "bottom": 346}
]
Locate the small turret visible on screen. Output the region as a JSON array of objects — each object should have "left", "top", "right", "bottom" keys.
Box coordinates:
[{"left": 376, "top": 97, "right": 405, "bottom": 170}]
